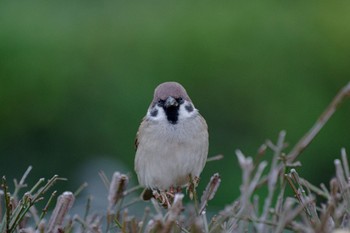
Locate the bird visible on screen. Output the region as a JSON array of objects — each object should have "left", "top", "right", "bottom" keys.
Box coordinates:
[{"left": 134, "top": 82, "right": 209, "bottom": 203}]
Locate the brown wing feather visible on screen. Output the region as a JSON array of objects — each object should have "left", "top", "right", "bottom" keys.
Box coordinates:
[
  {"left": 141, "top": 188, "right": 154, "bottom": 200},
  {"left": 134, "top": 117, "right": 148, "bottom": 151},
  {"left": 134, "top": 133, "right": 139, "bottom": 151}
]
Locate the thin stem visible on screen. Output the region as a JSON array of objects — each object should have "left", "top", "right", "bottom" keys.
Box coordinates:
[
  {"left": 287, "top": 82, "right": 350, "bottom": 163},
  {"left": 206, "top": 154, "right": 224, "bottom": 163},
  {"left": 83, "top": 195, "right": 92, "bottom": 222},
  {"left": 37, "top": 190, "right": 57, "bottom": 227},
  {"left": 2, "top": 177, "right": 11, "bottom": 233},
  {"left": 74, "top": 182, "right": 88, "bottom": 197}
]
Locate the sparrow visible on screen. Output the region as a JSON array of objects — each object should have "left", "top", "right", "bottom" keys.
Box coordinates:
[{"left": 134, "top": 82, "right": 209, "bottom": 201}]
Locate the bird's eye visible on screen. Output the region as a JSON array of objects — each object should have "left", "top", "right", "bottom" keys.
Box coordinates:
[
  {"left": 157, "top": 100, "right": 165, "bottom": 107},
  {"left": 177, "top": 97, "right": 184, "bottom": 104}
]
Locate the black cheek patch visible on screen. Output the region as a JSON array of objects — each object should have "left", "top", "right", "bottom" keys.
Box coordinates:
[
  {"left": 150, "top": 108, "right": 158, "bottom": 117},
  {"left": 185, "top": 104, "right": 194, "bottom": 112}
]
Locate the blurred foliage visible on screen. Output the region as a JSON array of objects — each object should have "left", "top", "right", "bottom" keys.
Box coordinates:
[{"left": 0, "top": 1, "right": 349, "bottom": 208}]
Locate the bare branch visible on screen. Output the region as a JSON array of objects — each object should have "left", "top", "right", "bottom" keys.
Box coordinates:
[{"left": 287, "top": 82, "right": 350, "bottom": 163}]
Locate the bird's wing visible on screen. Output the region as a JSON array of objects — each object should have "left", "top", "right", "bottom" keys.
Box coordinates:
[
  {"left": 134, "top": 133, "right": 139, "bottom": 151},
  {"left": 141, "top": 188, "right": 154, "bottom": 201},
  {"left": 134, "top": 117, "right": 148, "bottom": 151}
]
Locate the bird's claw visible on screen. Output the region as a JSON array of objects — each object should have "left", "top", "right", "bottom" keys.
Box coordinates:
[{"left": 152, "top": 186, "right": 180, "bottom": 208}]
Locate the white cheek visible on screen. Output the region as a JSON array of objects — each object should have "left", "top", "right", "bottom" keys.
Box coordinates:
[
  {"left": 147, "top": 105, "right": 166, "bottom": 121},
  {"left": 178, "top": 103, "right": 197, "bottom": 120}
]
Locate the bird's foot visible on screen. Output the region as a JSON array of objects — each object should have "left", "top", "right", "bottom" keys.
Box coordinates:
[
  {"left": 152, "top": 186, "right": 182, "bottom": 208},
  {"left": 193, "top": 176, "right": 200, "bottom": 186},
  {"left": 169, "top": 186, "right": 182, "bottom": 195},
  {"left": 152, "top": 190, "right": 173, "bottom": 209},
  {"left": 187, "top": 175, "right": 200, "bottom": 200}
]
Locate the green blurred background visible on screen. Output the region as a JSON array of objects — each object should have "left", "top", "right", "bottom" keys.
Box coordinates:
[{"left": 1, "top": 1, "right": 350, "bottom": 209}]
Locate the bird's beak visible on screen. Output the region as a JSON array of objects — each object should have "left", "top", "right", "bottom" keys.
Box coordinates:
[{"left": 164, "top": 96, "right": 178, "bottom": 108}]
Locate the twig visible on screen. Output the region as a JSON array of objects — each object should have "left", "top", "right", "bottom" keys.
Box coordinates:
[
  {"left": 123, "top": 185, "right": 143, "bottom": 196},
  {"left": 341, "top": 148, "right": 349, "bottom": 179},
  {"left": 9, "top": 193, "right": 31, "bottom": 233},
  {"left": 83, "top": 195, "right": 92, "bottom": 222},
  {"left": 258, "top": 131, "right": 286, "bottom": 233},
  {"left": 138, "top": 207, "right": 150, "bottom": 233},
  {"left": 47, "top": 191, "right": 75, "bottom": 233},
  {"left": 0, "top": 190, "right": 3, "bottom": 221},
  {"left": 74, "top": 215, "right": 100, "bottom": 233},
  {"left": 28, "top": 178, "right": 45, "bottom": 196},
  {"left": 285, "top": 169, "right": 320, "bottom": 226},
  {"left": 98, "top": 171, "right": 110, "bottom": 190},
  {"left": 2, "top": 176, "right": 11, "bottom": 233},
  {"left": 32, "top": 175, "right": 66, "bottom": 203},
  {"left": 206, "top": 154, "right": 224, "bottom": 163},
  {"left": 74, "top": 182, "right": 88, "bottom": 197},
  {"left": 108, "top": 172, "right": 129, "bottom": 211},
  {"left": 38, "top": 191, "right": 57, "bottom": 227},
  {"left": 199, "top": 173, "right": 221, "bottom": 215},
  {"left": 13, "top": 166, "right": 32, "bottom": 198},
  {"left": 287, "top": 82, "right": 350, "bottom": 163},
  {"left": 275, "top": 197, "right": 316, "bottom": 233},
  {"left": 300, "top": 179, "right": 330, "bottom": 199}
]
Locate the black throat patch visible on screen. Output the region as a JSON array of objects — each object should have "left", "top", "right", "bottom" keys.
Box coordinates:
[{"left": 164, "top": 105, "right": 179, "bottom": 124}]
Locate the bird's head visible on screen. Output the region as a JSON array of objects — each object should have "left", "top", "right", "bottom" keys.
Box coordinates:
[{"left": 147, "top": 82, "right": 197, "bottom": 124}]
